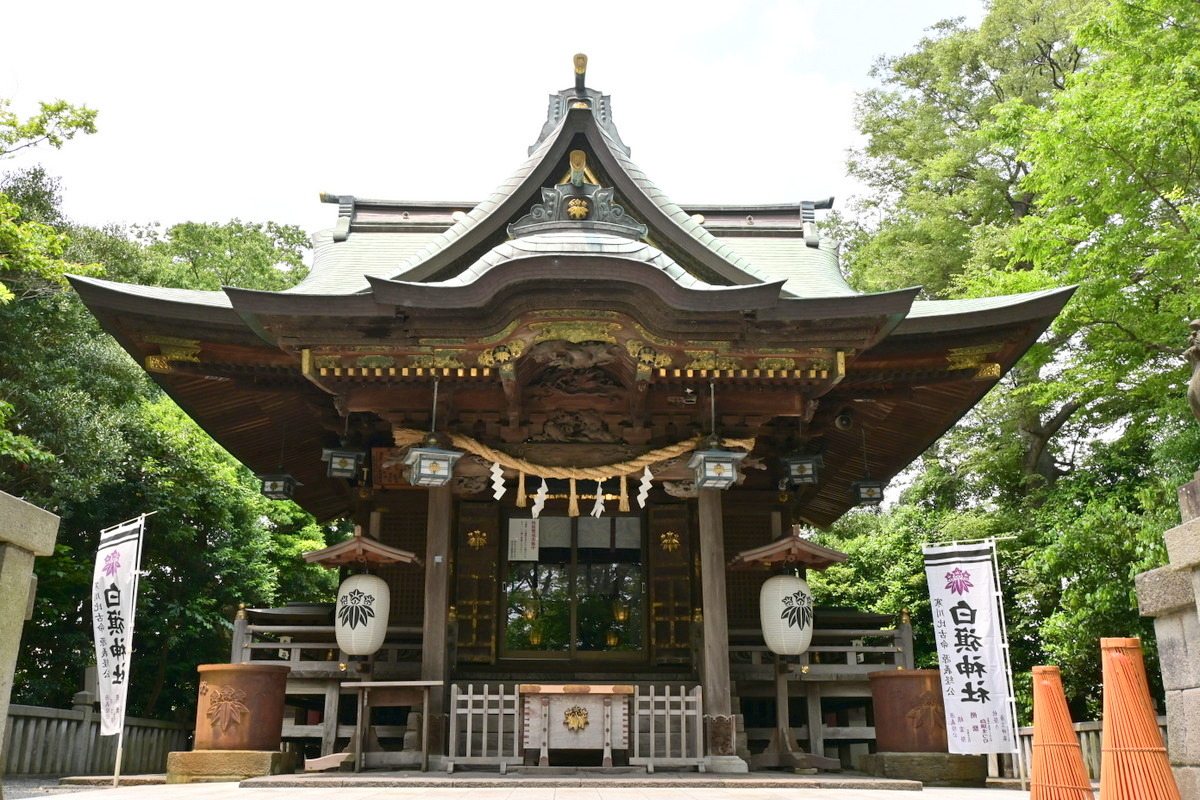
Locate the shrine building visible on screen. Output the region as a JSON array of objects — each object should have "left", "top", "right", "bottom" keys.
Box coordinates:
[{"left": 70, "top": 56, "right": 1072, "bottom": 772}]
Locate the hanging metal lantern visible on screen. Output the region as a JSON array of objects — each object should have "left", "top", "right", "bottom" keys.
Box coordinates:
[
  {"left": 686, "top": 448, "right": 746, "bottom": 490},
  {"left": 402, "top": 444, "right": 462, "bottom": 487},
  {"left": 783, "top": 454, "right": 822, "bottom": 487},
  {"left": 323, "top": 448, "right": 365, "bottom": 480},
  {"left": 258, "top": 473, "right": 299, "bottom": 500},
  {"left": 852, "top": 479, "right": 886, "bottom": 506},
  {"left": 760, "top": 574, "right": 814, "bottom": 655},
  {"left": 335, "top": 573, "right": 390, "bottom": 656}
]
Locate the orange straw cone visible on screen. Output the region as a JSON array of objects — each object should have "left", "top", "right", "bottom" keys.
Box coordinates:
[
  {"left": 1031, "top": 665, "right": 1093, "bottom": 799},
  {"left": 1098, "top": 637, "right": 1181, "bottom": 800}
]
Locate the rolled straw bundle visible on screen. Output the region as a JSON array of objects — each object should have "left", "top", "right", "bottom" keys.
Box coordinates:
[
  {"left": 1098, "top": 637, "right": 1180, "bottom": 800},
  {"left": 1031, "top": 665, "right": 1093, "bottom": 800}
]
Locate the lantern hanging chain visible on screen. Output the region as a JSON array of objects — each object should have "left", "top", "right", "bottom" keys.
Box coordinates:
[
  {"left": 430, "top": 376, "right": 440, "bottom": 434},
  {"left": 861, "top": 426, "right": 871, "bottom": 479},
  {"left": 277, "top": 419, "right": 287, "bottom": 472},
  {"left": 709, "top": 379, "right": 718, "bottom": 444}
]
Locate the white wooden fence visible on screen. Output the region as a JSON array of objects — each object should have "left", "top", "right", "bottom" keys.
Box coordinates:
[
  {"left": 4, "top": 704, "right": 191, "bottom": 776},
  {"left": 446, "top": 683, "right": 522, "bottom": 772},
  {"left": 445, "top": 683, "right": 706, "bottom": 772},
  {"left": 630, "top": 685, "right": 704, "bottom": 772}
]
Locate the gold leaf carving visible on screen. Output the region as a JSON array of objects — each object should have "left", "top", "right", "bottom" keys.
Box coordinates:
[
  {"left": 314, "top": 355, "right": 342, "bottom": 369},
  {"left": 564, "top": 704, "right": 589, "bottom": 731},
  {"left": 530, "top": 321, "right": 620, "bottom": 345},
  {"left": 684, "top": 351, "right": 740, "bottom": 371},
  {"left": 660, "top": 531, "right": 681, "bottom": 552},
  {"left": 356, "top": 355, "right": 395, "bottom": 368},
  {"left": 625, "top": 341, "right": 672, "bottom": 368},
  {"left": 632, "top": 323, "right": 672, "bottom": 347},
  {"left": 478, "top": 320, "right": 522, "bottom": 345},
  {"left": 757, "top": 357, "right": 795, "bottom": 371},
  {"left": 145, "top": 355, "right": 171, "bottom": 373},
  {"left": 408, "top": 351, "right": 467, "bottom": 369},
  {"left": 478, "top": 340, "right": 526, "bottom": 366}
]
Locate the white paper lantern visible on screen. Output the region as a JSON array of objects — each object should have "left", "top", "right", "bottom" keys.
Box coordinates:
[
  {"left": 760, "top": 574, "right": 814, "bottom": 655},
  {"left": 335, "top": 573, "right": 390, "bottom": 655}
]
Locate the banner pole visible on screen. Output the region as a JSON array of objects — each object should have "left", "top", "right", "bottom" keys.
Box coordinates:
[
  {"left": 988, "top": 537, "right": 1026, "bottom": 790},
  {"left": 110, "top": 513, "right": 148, "bottom": 788},
  {"left": 113, "top": 735, "right": 124, "bottom": 787}
]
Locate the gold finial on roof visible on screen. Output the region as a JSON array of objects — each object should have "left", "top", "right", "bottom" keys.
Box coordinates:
[{"left": 574, "top": 53, "right": 587, "bottom": 92}]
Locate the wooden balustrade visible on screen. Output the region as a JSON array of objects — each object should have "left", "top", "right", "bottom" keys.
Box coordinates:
[
  {"left": 986, "top": 716, "right": 1168, "bottom": 780},
  {"left": 3, "top": 704, "right": 190, "bottom": 776}
]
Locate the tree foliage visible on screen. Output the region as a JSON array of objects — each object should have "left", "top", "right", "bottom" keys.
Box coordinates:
[
  {"left": 821, "top": 0, "right": 1200, "bottom": 720},
  {"left": 0, "top": 158, "right": 339, "bottom": 717}
]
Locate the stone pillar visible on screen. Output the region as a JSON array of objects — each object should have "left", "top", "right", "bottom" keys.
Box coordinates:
[
  {"left": 420, "top": 486, "right": 452, "bottom": 757},
  {"left": 1135, "top": 471, "right": 1200, "bottom": 797},
  {"left": 0, "top": 491, "right": 60, "bottom": 799},
  {"left": 696, "top": 488, "right": 747, "bottom": 772}
]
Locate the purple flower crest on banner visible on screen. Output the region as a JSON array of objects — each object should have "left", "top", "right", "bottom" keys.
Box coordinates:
[
  {"left": 102, "top": 550, "right": 121, "bottom": 578},
  {"left": 944, "top": 567, "right": 973, "bottom": 595}
]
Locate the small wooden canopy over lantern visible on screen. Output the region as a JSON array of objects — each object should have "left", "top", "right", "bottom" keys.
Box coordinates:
[
  {"left": 302, "top": 525, "right": 421, "bottom": 568},
  {"left": 729, "top": 527, "right": 849, "bottom": 572}
]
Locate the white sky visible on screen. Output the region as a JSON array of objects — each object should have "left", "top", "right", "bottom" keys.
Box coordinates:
[{"left": 4, "top": 0, "right": 982, "bottom": 239}]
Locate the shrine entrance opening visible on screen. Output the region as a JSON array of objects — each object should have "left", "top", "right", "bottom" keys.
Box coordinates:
[{"left": 501, "top": 514, "right": 646, "bottom": 662}]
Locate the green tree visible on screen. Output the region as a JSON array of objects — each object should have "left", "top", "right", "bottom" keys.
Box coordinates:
[
  {"left": 0, "top": 100, "right": 98, "bottom": 302},
  {"left": 822, "top": 0, "right": 1199, "bottom": 718},
  {"left": 134, "top": 220, "right": 309, "bottom": 290},
  {"left": 1, "top": 165, "right": 336, "bottom": 715}
]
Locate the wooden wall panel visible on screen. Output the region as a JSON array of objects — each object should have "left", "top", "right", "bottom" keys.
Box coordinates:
[
  {"left": 377, "top": 493, "right": 429, "bottom": 626},
  {"left": 647, "top": 503, "right": 694, "bottom": 665},
  {"left": 722, "top": 495, "right": 781, "bottom": 629},
  {"left": 454, "top": 501, "right": 501, "bottom": 663}
]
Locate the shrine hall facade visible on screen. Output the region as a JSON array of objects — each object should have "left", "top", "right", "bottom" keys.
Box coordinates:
[{"left": 70, "top": 58, "right": 1072, "bottom": 770}]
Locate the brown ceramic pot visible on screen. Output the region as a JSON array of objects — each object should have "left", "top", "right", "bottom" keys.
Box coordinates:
[
  {"left": 194, "top": 663, "right": 290, "bottom": 751},
  {"left": 868, "top": 669, "right": 949, "bottom": 753}
]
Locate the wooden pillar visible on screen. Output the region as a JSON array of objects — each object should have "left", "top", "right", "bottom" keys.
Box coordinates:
[
  {"left": 421, "top": 486, "right": 452, "bottom": 753},
  {"left": 697, "top": 488, "right": 735, "bottom": 756}
]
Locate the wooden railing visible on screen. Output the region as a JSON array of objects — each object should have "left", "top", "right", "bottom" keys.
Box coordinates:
[
  {"left": 987, "top": 716, "right": 1169, "bottom": 780},
  {"left": 728, "top": 623, "right": 914, "bottom": 678},
  {"left": 4, "top": 704, "right": 191, "bottom": 776},
  {"left": 630, "top": 684, "right": 704, "bottom": 771},
  {"left": 446, "top": 683, "right": 522, "bottom": 772},
  {"left": 230, "top": 620, "right": 424, "bottom": 675}
]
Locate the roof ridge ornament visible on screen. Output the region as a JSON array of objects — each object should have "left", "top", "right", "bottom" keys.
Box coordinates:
[
  {"left": 508, "top": 151, "right": 648, "bottom": 239},
  {"left": 530, "top": 55, "right": 631, "bottom": 156},
  {"left": 574, "top": 53, "right": 587, "bottom": 93}
]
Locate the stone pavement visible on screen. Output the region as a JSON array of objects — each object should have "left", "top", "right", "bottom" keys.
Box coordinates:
[{"left": 9, "top": 781, "right": 1037, "bottom": 799}]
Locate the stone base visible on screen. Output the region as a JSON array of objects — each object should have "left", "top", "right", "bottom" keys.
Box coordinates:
[
  {"left": 166, "top": 750, "right": 296, "bottom": 783},
  {"left": 1171, "top": 764, "right": 1200, "bottom": 799},
  {"left": 859, "top": 752, "right": 987, "bottom": 787},
  {"left": 704, "top": 755, "right": 750, "bottom": 773}
]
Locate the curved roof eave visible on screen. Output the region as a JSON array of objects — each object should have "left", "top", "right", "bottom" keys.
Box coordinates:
[
  {"left": 367, "top": 256, "right": 786, "bottom": 313},
  {"left": 893, "top": 286, "right": 1077, "bottom": 336},
  {"left": 68, "top": 274, "right": 242, "bottom": 325},
  {"left": 386, "top": 107, "right": 775, "bottom": 288},
  {"left": 221, "top": 286, "right": 390, "bottom": 317}
]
